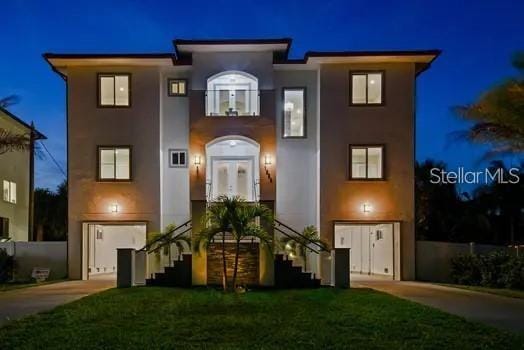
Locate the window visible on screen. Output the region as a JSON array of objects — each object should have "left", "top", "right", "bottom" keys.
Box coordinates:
[
  {"left": 283, "top": 88, "right": 306, "bottom": 138},
  {"left": 3, "top": 180, "right": 16, "bottom": 204},
  {"left": 350, "top": 72, "right": 383, "bottom": 105},
  {"left": 0, "top": 217, "right": 9, "bottom": 239},
  {"left": 205, "top": 71, "right": 259, "bottom": 116},
  {"left": 168, "top": 149, "right": 187, "bottom": 168},
  {"left": 168, "top": 79, "right": 187, "bottom": 96},
  {"left": 98, "top": 74, "right": 130, "bottom": 107},
  {"left": 98, "top": 147, "right": 131, "bottom": 180},
  {"left": 349, "top": 146, "right": 384, "bottom": 179}
]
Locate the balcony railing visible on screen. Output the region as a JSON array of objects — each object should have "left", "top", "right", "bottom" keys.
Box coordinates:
[{"left": 205, "top": 89, "right": 260, "bottom": 116}]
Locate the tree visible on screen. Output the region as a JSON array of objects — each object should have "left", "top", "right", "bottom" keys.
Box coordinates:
[
  {"left": 33, "top": 180, "right": 67, "bottom": 241},
  {"left": 280, "top": 225, "right": 327, "bottom": 271},
  {"left": 452, "top": 52, "right": 524, "bottom": 160},
  {"left": 0, "top": 95, "right": 31, "bottom": 155},
  {"left": 147, "top": 223, "right": 191, "bottom": 263}
]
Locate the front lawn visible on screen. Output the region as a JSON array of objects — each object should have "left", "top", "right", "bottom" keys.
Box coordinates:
[{"left": 0, "top": 287, "right": 522, "bottom": 349}]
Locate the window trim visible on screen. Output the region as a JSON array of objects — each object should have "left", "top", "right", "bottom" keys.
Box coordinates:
[
  {"left": 168, "top": 149, "right": 188, "bottom": 168},
  {"left": 97, "top": 73, "right": 132, "bottom": 108},
  {"left": 3, "top": 180, "right": 16, "bottom": 204},
  {"left": 348, "top": 144, "right": 386, "bottom": 180},
  {"left": 167, "top": 78, "right": 188, "bottom": 97},
  {"left": 282, "top": 87, "right": 307, "bottom": 139},
  {"left": 349, "top": 71, "right": 385, "bottom": 106},
  {"left": 96, "top": 145, "right": 133, "bottom": 182}
]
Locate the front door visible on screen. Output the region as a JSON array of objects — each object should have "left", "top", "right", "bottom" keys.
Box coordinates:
[{"left": 212, "top": 159, "right": 253, "bottom": 201}]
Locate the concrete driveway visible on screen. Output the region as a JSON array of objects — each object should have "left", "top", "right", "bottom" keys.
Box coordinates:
[
  {"left": 352, "top": 275, "right": 524, "bottom": 333},
  {"left": 0, "top": 276, "right": 114, "bottom": 326}
]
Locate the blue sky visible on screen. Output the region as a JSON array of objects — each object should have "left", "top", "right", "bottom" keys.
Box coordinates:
[{"left": 1, "top": 0, "right": 523, "bottom": 190}]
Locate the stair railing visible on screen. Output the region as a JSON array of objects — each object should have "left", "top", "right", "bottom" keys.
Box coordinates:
[
  {"left": 274, "top": 225, "right": 321, "bottom": 255},
  {"left": 139, "top": 219, "right": 192, "bottom": 253},
  {"left": 274, "top": 219, "right": 329, "bottom": 253}
]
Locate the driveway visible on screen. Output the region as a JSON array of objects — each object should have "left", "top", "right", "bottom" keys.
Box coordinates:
[
  {"left": 352, "top": 275, "right": 524, "bottom": 333},
  {"left": 0, "top": 277, "right": 114, "bottom": 326}
]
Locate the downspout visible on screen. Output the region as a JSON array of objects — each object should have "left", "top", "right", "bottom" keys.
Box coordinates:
[{"left": 28, "top": 122, "right": 36, "bottom": 241}]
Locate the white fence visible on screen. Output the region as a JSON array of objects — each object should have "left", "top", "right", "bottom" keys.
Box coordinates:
[
  {"left": 0, "top": 241, "right": 67, "bottom": 282},
  {"left": 415, "top": 240, "right": 512, "bottom": 283}
]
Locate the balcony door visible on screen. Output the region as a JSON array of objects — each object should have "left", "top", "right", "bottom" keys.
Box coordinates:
[{"left": 212, "top": 158, "right": 253, "bottom": 201}]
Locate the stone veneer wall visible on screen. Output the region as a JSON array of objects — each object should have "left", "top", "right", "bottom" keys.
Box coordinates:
[{"left": 207, "top": 242, "right": 259, "bottom": 286}]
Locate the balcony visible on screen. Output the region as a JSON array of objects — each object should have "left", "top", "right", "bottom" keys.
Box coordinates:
[{"left": 205, "top": 89, "right": 260, "bottom": 117}]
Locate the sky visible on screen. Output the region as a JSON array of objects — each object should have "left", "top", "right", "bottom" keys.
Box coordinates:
[{"left": 1, "top": 0, "right": 523, "bottom": 191}]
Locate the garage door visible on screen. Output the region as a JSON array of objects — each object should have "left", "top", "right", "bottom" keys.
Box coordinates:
[
  {"left": 334, "top": 223, "right": 395, "bottom": 278},
  {"left": 85, "top": 223, "right": 146, "bottom": 279}
]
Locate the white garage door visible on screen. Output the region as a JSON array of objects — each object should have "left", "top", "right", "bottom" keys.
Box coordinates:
[
  {"left": 334, "top": 223, "right": 395, "bottom": 278},
  {"left": 85, "top": 224, "right": 146, "bottom": 278}
]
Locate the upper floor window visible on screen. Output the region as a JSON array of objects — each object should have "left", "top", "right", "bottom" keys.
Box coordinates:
[
  {"left": 283, "top": 88, "right": 306, "bottom": 138},
  {"left": 350, "top": 72, "right": 383, "bottom": 105},
  {"left": 168, "top": 79, "right": 187, "bottom": 96},
  {"left": 205, "top": 71, "right": 259, "bottom": 116},
  {"left": 98, "top": 74, "right": 130, "bottom": 107},
  {"left": 168, "top": 149, "right": 188, "bottom": 168},
  {"left": 2, "top": 180, "right": 16, "bottom": 204},
  {"left": 349, "top": 145, "right": 384, "bottom": 179},
  {"left": 98, "top": 146, "right": 131, "bottom": 181}
]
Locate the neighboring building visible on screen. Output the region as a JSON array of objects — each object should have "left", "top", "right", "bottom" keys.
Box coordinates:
[
  {"left": 0, "top": 107, "right": 45, "bottom": 241},
  {"left": 44, "top": 38, "right": 439, "bottom": 284}
]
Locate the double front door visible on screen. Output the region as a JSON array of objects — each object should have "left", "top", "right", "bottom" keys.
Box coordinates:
[{"left": 212, "top": 159, "right": 254, "bottom": 201}]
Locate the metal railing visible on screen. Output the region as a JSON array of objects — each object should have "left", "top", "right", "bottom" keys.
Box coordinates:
[
  {"left": 205, "top": 89, "right": 260, "bottom": 116},
  {"left": 274, "top": 219, "right": 329, "bottom": 255},
  {"left": 139, "top": 219, "right": 192, "bottom": 253}
]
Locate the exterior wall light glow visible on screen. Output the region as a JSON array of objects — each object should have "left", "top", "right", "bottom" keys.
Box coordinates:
[
  {"left": 264, "top": 154, "right": 273, "bottom": 183},
  {"left": 194, "top": 155, "right": 201, "bottom": 166},
  {"left": 362, "top": 203, "right": 373, "bottom": 213},
  {"left": 110, "top": 204, "right": 119, "bottom": 213}
]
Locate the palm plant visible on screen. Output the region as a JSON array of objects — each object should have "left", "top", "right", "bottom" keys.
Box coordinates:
[
  {"left": 147, "top": 223, "right": 191, "bottom": 263},
  {"left": 194, "top": 196, "right": 233, "bottom": 291},
  {"left": 280, "top": 225, "right": 328, "bottom": 271},
  {"left": 451, "top": 52, "right": 524, "bottom": 160}
]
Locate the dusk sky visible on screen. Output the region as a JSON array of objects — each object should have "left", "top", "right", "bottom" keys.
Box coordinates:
[{"left": 1, "top": 0, "right": 523, "bottom": 190}]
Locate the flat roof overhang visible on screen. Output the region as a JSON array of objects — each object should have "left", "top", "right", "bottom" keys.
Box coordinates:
[{"left": 173, "top": 38, "right": 291, "bottom": 56}]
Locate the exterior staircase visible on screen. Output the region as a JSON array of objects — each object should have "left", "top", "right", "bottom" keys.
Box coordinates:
[
  {"left": 146, "top": 253, "right": 192, "bottom": 287},
  {"left": 274, "top": 254, "right": 321, "bottom": 288}
]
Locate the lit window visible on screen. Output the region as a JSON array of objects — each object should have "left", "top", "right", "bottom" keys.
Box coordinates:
[
  {"left": 206, "top": 71, "right": 259, "bottom": 116},
  {"left": 99, "top": 74, "right": 130, "bottom": 107},
  {"left": 168, "top": 149, "right": 188, "bottom": 168},
  {"left": 350, "top": 72, "right": 383, "bottom": 105},
  {"left": 350, "top": 146, "right": 383, "bottom": 179},
  {"left": 283, "top": 88, "right": 306, "bottom": 138},
  {"left": 168, "top": 79, "right": 187, "bottom": 96},
  {"left": 3, "top": 180, "right": 16, "bottom": 204},
  {"left": 98, "top": 147, "right": 131, "bottom": 180}
]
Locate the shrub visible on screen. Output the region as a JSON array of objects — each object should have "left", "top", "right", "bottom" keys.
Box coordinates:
[
  {"left": 0, "top": 248, "right": 14, "bottom": 283},
  {"left": 451, "top": 250, "right": 524, "bottom": 290}
]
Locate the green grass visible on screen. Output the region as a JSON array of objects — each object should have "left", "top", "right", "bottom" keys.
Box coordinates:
[
  {"left": 441, "top": 284, "right": 524, "bottom": 300},
  {"left": 0, "top": 287, "right": 522, "bottom": 349}
]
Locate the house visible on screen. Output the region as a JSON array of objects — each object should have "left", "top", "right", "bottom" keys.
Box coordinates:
[
  {"left": 0, "top": 106, "right": 45, "bottom": 242},
  {"left": 44, "top": 38, "right": 439, "bottom": 285}
]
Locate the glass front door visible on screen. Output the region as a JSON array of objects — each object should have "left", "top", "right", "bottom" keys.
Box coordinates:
[{"left": 212, "top": 159, "right": 253, "bottom": 201}]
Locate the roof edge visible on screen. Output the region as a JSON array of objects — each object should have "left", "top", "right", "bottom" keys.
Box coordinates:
[{"left": 0, "top": 106, "right": 46, "bottom": 140}]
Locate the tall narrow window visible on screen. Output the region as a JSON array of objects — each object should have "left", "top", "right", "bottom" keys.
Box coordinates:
[
  {"left": 0, "top": 217, "right": 9, "bottom": 239},
  {"left": 98, "top": 147, "right": 131, "bottom": 181},
  {"left": 350, "top": 72, "right": 383, "bottom": 105},
  {"left": 98, "top": 74, "right": 130, "bottom": 107},
  {"left": 283, "top": 88, "right": 306, "bottom": 138},
  {"left": 3, "top": 180, "right": 16, "bottom": 204},
  {"left": 350, "top": 146, "right": 384, "bottom": 179},
  {"left": 168, "top": 79, "right": 187, "bottom": 96}
]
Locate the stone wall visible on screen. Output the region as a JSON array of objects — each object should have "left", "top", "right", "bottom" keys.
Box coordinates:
[{"left": 207, "top": 242, "right": 259, "bottom": 286}]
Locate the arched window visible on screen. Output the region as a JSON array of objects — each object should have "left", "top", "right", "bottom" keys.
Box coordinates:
[{"left": 206, "top": 71, "right": 259, "bottom": 116}]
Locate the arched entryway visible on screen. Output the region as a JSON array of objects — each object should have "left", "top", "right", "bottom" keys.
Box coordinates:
[{"left": 205, "top": 136, "right": 260, "bottom": 202}]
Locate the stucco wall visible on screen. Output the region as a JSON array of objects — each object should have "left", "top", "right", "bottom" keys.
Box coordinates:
[
  {"left": 0, "top": 112, "right": 30, "bottom": 241},
  {"left": 319, "top": 63, "right": 416, "bottom": 280},
  {"left": 67, "top": 66, "right": 161, "bottom": 279}
]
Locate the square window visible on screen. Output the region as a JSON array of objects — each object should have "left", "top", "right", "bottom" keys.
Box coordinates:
[
  {"left": 98, "top": 147, "right": 131, "bottom": 180},
  {"left": 3, "top": 180, "right": 16, "bottom": 204},
  {"left": 99, "top": 74, "right": 130, "bottom": 107},
  {"left": 349, "top": 146, "right": 384, "bottom": 179},
  {"left": 350, "top": 72, "right": 384, "bottom": 105},
  {"left": 283, "top": 88, "right": 306, "bottom": 138},
  {"left": 169, "top": 149, "right": 188, "bottom": 168},
  {"left": 168, "top": 79, "right": 188, "bottom": 96}
]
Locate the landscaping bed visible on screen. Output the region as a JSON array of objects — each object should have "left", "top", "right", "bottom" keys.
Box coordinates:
[{"left": 0, "top": 287, "right": 522, "bottom": 349}]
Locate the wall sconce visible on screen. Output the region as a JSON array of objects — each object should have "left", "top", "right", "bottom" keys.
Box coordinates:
[
  {"left": 194, "top": 155, "right": 201, "bottom": 175},
  {"left": 110, "top": 203, "right": 119, "bottom": 213},
  {"left": 264, "top": 154, "right": 273, "bottom": 183},
  {"left": 361, "top": 203, "right": 373, "bottom": 214}
]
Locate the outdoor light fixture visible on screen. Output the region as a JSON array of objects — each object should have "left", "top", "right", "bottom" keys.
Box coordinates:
[
  {"left": 362, "top": 203, "right": 373, "bottom": 213},
  {"left": 264, "top": 154, "right": 273, "bottom": 183},
  {"left": 194, "top": 155, "right": 202, "bottom": 175},
  {"left": 110, "top": 203, "right": 119, "bottom": 213}
]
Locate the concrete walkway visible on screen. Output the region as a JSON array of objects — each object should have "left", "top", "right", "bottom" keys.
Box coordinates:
[
  {"left": 0, "top": 277, "right": 114, "bottom": 326},
  {"left": 352, "top": 276, "right": 524, "bottom": 333}
]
